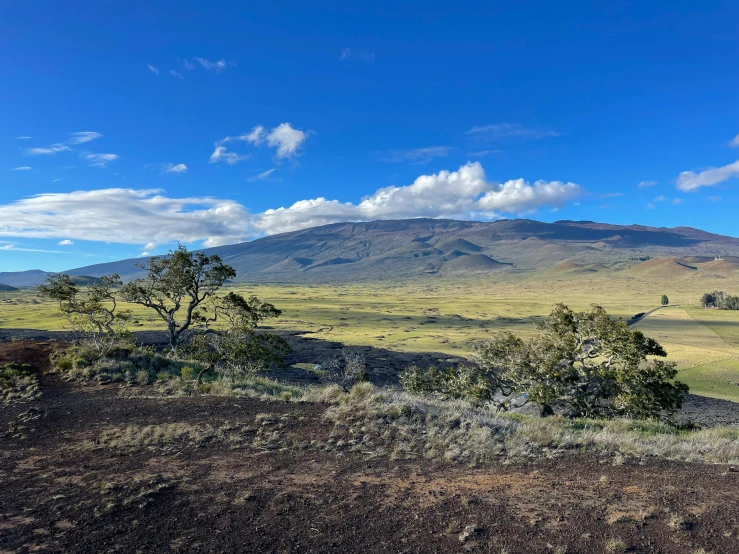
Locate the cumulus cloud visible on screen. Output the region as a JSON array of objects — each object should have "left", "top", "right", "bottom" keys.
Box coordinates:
[
  {"left": 466, "top": 123, "right": 559, "bottom": 140},
  {"left": 80, "top": 153, "right": 119, "bottom": 168},
  {"left": 67, "top": 131, "right": 102, "bottom": 145},
  {"left": 11, "top": 166, "right": 31, "bottom": 171},
  {"left": 148, "top": 64, "right": 159, "bottom": 75},
  {"left": 0, "top": 163, "right": 582, "bottom": 247},
  {"left": 339, "top": 48, "right": 375, "bottom": 63},
  {"left": 58, "top": 239, "right": 73, "bottom": 245},
  {"left": 165, "top": 163, "right": 188, "bottom": 173},
  {"left": 637, "top": 180, "right": 657, "bottom": 188},
  {"left": 213, "top": 123, "right": 307, "bottom": 161},
  {"left": 254, "top": 162, "right": 581, "bottom": 235},
  {"left": 266, "top": 123, "right": 307, "bottom": 159},
  {"left": 676, "top": 160, "right": 739, "bottom": 191},
  {"left": 381, "top": 146, "right": 451, "bottom": 164}
]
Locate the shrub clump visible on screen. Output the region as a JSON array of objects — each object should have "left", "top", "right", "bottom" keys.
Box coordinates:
[
  {"left": 1, "top": 362, "right": 41, "bottom": 405},
  {"left": 401, "top": 304, "right": 688, "bottom": 424},
  {"left": 50, "top": 342, "right": 198, "bottom": 387}
]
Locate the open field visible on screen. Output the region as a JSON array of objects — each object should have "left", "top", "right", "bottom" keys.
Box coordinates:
[
  {"left": 2, "top": 271, "right": 739, "bottom": 402},
  {"left": 1, "top": 340, "right": 739, "bottom": 553}
]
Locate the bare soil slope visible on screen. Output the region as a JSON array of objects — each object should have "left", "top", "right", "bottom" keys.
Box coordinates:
[{"left": 2, "top": 341, "right": 738, "bottom": 554}]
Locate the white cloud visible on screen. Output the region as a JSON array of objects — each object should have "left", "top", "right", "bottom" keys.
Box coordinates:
[
  {"left": 67, "top": 131, "right": 103, "bottom": 145},
  {"left": 140, "top": 251, "right": 150, "bottom": 257},
  {"left": 248, "top": 168, "right": 276, "bottom": 182},
  {"left": 58, "top": 239, "right": 73, "bottom": 245},
  {"left": 672, "top": 198, "right": 683, "bottom": 205},
  {"left": 181, "top": 59, "right": 195, "bottom": 70},
  {"left": 214, "top": 123, "right": 307, "bottom": 161},
  {"left": 637, "top": 180, "right": 657, "bottom": 188},
  {"left": 254, "top": 162, "right": 581, "bottom": 235},
  {"left": 15, "top": 136, "right": 32, "bottom": 140},
  {"left": 194, "top": 57, "right": 229, "bottom": 72},
  {"left": 730, "top": 134, "right": 739, "bottom": 147},
  {"left": 0, "top": 163, "right": 581, "bottom": 247},
  {"left": 11, "top": 166, "right": 31, "bottom": 171},
  {"left": 707, "top": 195, "right": 722, "bottom": 202},
  {"left": 80, "top": 153, "right": 119, "bottom": 168},
  {"left": 266, "top": 123, "right": 307, "bottom": 159},
  {"left": 27, "top": 144, "right": 71, "bottom": 155},
  {"left": 600, "top": 192, "right": 624, "bottom": 198},
  {"left": 381, "top": 146, "right": 451, "bottom": 164},
  {"left": 0, "top": 243, "right": 69, "bottom": 254},
  {"left": 0, "top": 189, "right": 250, "bottom": 248},
  {"left": 646, "top": 203, "right": 655, "bottom": 210},
  {"left": 339, "top": 48, "right": 375, "bottom": 63},
  {"left": 466, "top": 123, "right": 559, "bottom": 140},
  {"left": 209, "top": 146, "right": 249, "bottom": 165},
  {"left": 170, "top": 70, "right": 185, "bottom": 80},
  {"left": 676, "top": 160, "right": 739, "bottom": 191},
  {"left": 148, "top": 64, "right": 160, "bottom": 75},
  {"left": 653, "top": 195, "right": 666, "bottom": 202},
  {"left": 165, "top": 163, "right": 188, "bottom": 173},
  {"left": 143, "top": 242, "right": 156, "bottom": 251}
]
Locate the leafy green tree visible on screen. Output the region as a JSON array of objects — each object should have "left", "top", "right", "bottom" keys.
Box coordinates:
[
  {"left": 185, "top": 292, "right": 289, "bottom": 383},
  {"left": 120, "top": 245, "right": 236, "bottom": 350},
  {"left": 472, "top": 304, "right": 688, "bottom": 421},
  {"left": 38, "top": 274, "right": 131, "bottom": 353},
  {"left": 661, "top": 294, "right": 669, "bottom": 306},
  {"left": 400, "top": 364, "right": 493, "bottom": 406}
]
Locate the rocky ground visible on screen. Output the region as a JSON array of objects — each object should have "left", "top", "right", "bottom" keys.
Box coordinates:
[{"left": 1, "top": 340, "right": 739, "bottom": 553}]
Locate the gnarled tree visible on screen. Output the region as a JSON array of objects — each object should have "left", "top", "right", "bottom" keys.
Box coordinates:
[
  {"left": 472, "top": 304, "right": 688, "bottom": 421},
  {"left": 38, "top": 274, "right": 131, "bottom": 352},
  {"left": 120, "top": 245, "right": 236, "bottom": 350}
]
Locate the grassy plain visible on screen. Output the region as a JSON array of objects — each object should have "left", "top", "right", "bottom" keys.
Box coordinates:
[{"left": 2, "top": 270, "right": 739, "bottom": 401}]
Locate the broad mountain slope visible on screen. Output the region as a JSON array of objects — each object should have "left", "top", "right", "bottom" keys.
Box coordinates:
[{"left": 3, "top": 218, "right": 739, "bottom": 286}]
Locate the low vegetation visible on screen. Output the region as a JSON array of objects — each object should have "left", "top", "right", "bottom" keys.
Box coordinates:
[
  {"left": 402, "top": 304, "right": 688, "bottom": 423},
  {"left": 0, "top": 362, "right": 40, "bottom": 405}
]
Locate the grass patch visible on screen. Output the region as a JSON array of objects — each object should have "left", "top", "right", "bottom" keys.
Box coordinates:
[
  {"left": 0, "top": 362, "right": 40, "bottom": 406},
  {"left": 321, "top": 384, "right": 739, "bottom": 465}
]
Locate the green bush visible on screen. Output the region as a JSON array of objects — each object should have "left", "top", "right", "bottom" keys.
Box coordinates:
[
  {"left": 400, "top": 364, "right": 494, "bottom": 406},
  {"left": 181, "top": 366, "right": 195, "bottom": 381}
]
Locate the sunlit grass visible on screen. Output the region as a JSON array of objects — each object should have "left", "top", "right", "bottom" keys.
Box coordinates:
[{"left": 3, "top": 271, "right": 739, "bottom": 402}]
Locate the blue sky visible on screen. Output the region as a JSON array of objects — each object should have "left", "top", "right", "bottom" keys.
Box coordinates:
[{"left": 1, "top": 1, "right": 738, "bottom": 272}]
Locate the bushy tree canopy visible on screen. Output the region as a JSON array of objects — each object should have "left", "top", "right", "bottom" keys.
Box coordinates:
[
  {"left": 403, "top": 304, "right": 688, "bottom": 422},
  {"left": 120, "top": 245, "right": 236, "bottom": 349},
  {"left": 38, "top": 273, "right": 131, "bottom": 352}
]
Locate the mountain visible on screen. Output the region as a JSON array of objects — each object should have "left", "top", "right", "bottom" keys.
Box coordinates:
[
  {"left": 3, "top": 219, "right": 739, "bottom": 286},
  {"left": 0, "top": 270, "right": 51, "bottom": 288},
  {"left": 0, "top": 283, "right": 18, "bottom": 292}
]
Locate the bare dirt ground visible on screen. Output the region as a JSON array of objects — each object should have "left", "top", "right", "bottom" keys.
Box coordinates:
[{"left": 1, "top": 340, "right": 739, "bottom": 554}]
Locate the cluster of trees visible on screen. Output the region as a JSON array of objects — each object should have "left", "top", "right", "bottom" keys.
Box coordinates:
[
  {"left": 401, "top": 304, "right": 688, "bottom": 422},
  {"left": 700, "top": 291, "right": 739, "bottom": 310},
  {"left": 39, "top": 245, "right": 288, "bottom": 381}
]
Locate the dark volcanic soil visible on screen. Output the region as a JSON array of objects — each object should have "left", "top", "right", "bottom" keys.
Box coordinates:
[{"left": 1, "top": 341, "right": 739, "bottom": 554}]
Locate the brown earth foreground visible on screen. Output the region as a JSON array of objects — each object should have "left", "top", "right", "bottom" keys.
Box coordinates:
[{"left": 1, "top": 341, "right": 738, "bottom": 554}]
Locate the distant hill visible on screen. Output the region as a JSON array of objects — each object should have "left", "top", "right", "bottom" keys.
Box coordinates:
[
  {"left": 3, "top": 218, "right": 739, "bottom": 286},
  {"left": 0, "top": 270, "right": 50, "bottom": 288},
  {"left": 0, "top": 283, "right": 17, "bottom": 292}
]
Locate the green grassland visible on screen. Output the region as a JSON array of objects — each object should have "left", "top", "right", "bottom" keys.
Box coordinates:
[{"left": 2, "top": 269, "right": 739, "bottom": 402}]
